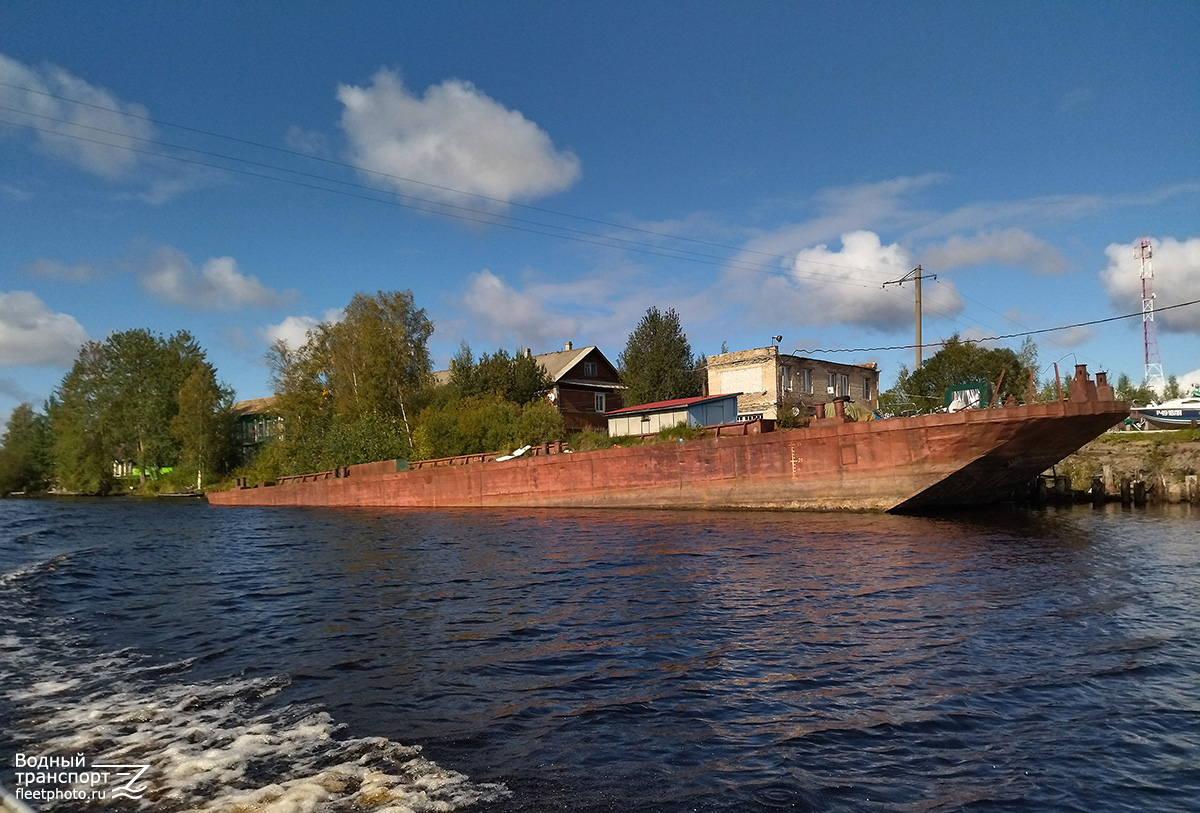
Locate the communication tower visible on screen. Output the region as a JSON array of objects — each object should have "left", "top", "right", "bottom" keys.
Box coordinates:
[{"left": 1138, "top": 238, "right": 1165, "bottom": 393}]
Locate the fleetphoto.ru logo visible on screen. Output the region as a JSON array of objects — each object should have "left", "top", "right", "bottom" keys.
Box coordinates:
[{"left": 12, "top": 752, "right": 150, "bottom": 803}]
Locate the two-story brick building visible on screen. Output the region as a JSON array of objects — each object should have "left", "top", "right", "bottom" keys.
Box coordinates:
[{"left": 706, "top": 346, "right": 879, "bottom": 421}]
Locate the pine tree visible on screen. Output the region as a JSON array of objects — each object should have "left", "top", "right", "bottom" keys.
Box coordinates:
[
  {"left": 618, "top": 306, "right": 702, "bottom": 406},
  {"left": 0, "top": 404, "right": 52, "bottom": 495}
]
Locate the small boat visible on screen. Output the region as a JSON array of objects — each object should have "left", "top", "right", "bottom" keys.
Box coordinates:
[{"left": 1130, "top": 391, "right": 1200, "bottom": 429}]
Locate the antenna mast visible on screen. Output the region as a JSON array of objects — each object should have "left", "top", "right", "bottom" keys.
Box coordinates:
[{"left": 1138, "top": 238, "right": 1165, "bottom": 393}]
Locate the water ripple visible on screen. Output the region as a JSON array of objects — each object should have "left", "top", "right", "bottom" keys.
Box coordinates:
[{"left": 2, "top": 500, "right": 1199, "bottom": 811}]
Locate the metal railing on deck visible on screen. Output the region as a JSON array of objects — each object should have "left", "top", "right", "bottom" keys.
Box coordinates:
[
  {"left": 238, "top": 424, "right": 773, "bottom": 489},
  {"left": 406, "top": 441, "right": 568, "bottom": 470}
]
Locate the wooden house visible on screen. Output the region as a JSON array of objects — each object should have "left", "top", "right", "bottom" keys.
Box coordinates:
[
  {"left": 533, "top": 342, "right": 624, "bottom": 431},
  {"left": 231, "top": 396, "right": 283, "bottom": 463},
  {"left": 432, "top": 342, "right": 624, "bottom": 432}
]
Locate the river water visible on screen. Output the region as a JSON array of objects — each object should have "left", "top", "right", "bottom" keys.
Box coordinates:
[{"left": 1, "top": 499, "right": 1198, "bottom": 812}]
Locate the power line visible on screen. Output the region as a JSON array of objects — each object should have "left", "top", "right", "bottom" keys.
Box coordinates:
[
  {"left": 1, "top": 81, "right": 1022, "bottom": 347},
  {"left": 1, "top": 107, "right": 905, "bottom": 292},
  {"left": 791, "top": 298, "right": 1200, "bottom": 355},
  {"left": 928, "top": 277, "right": 1102, "bottom": 368},
  {"left": 0, "top": 80, "right": 895, "bottom": 279},
  {"left": 2, "top": 110, "right": 1070, "bottom": 350},
  {"left": 3, "top": 82, "right": 1151, "bottom": 358}
]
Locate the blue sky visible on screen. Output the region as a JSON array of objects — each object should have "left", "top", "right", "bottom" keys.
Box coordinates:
[{"left": 2, "top": 1, "right": 1198, "bottom": 424}]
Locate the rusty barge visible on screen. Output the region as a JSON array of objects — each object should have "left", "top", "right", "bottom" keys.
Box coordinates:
[{"left": 208, "top": 367, "right": 1129, "bottom": 513}]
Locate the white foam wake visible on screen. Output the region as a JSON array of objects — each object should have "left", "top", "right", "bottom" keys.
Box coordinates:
[{"left": 2, "top": 559, "right": 509, "bottom": 813}]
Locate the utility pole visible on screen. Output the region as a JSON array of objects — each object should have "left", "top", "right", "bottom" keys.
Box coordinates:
[
  {"left": 883, "top": 265, "right": 935, "bottom": 369},
  {"left": 915, "top": 266, "right": 922, "bottom": 370}
]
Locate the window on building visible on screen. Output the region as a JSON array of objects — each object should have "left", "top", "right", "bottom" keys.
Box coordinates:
[
  {"left": 584, "top": 361, "right": 598, "bottom": 377},
  {"left": 827, "top": 372, "right": 836, "bottom": 395},
  {"left": 595, "top": 393, "right": 606, "bottom": 413},
  {"left": 839, "top": 374, "right": 849, "bottom": 397},
  {"left": 802, "top": 368, "right": 812, "bottom": 394},
  {"left": 863, "top": 377, "right": 872, "bottom": 400},
  {"left": 781, "top": 364, "right": 793, "bottom": 391}
]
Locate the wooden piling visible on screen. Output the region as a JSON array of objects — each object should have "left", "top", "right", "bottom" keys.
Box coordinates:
[{"left": 1054, "top": 475, "right": 1071, "bottom": 500}]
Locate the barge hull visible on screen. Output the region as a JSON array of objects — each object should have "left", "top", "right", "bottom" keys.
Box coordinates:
[{"left": 208, "top": 397, "right": 1129, "bottom": 513}]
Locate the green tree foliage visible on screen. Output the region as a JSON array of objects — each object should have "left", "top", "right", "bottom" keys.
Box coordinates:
[
  {"left": 618, "top": 306, "right": 702, "bottom": 406},
  {"left": 1163, "top": 375, "right": 1181, "bottom": 401},
  {"left": 50, "top": 330, "right": 225, "bottom": 493},
  {"left": 51, "top": 341, "right": 116, "bottom": 493},
  {"left": 0, "top": 403, "right": 52, "bottom": 495},
  {"left": 512, "top": 398, "right": 565, "bottom": 446},
  {"left": 409, "top": 343, "right": 562, "bottom": 460},
  {"left": 171, "top": 366, "right": 234, "bottom": 489},
  {"left": 316, "top": 413, "right": 412, "bottom": 471},
  {"left": 877, "top": 364, "right": 916, "bottom": 416},
  {"left": 323, "top": 291, "right": 434, "bottom": 434},
  {"left": 449, "top": 344, "right": 552, "bottom": 405},
  {"left": 882, "top": 335, "right": 1031, "bottom": 412},
  {"left": 265, "top": 290, "right": 435, "bottom": 473},
  {"left": 266, "top": 334, "right": 335, "bottom": 472},
  {"left": 109, "top": 330, "right": 208, "bottom": 485},
  {"left": 413, "top": 391, "right": 565, "bottom": 460},
  {"left": 1114, "top": 373, "right": 1160, "bottom": 406},
  {"left": 414, "top": 394, "right": 519, "bottom": 460}
]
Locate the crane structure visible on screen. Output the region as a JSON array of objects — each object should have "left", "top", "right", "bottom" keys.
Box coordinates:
[{"left": 1138, "top": 238, "right": 1165, "bottom": 394}]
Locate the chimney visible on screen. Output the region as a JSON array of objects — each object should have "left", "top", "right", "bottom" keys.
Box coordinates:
[
  {"left": 524, "top": 348, "right": 532, "bottom": 358},
  {"left": 565, "top": 341, "right": 573, "bottom": 351}
]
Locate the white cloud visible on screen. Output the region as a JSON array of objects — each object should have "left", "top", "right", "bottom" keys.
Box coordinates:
[
  {"left": 460, "top": 269, "right": 579, "bottom": 346},
  {"left": 135, "top": 168, "right": 216, "bottom": 205},
  {"left": 24, "top": 258, "right": 96, "bottom": 282},
  {"left": 737, "top": 231, "right": 965, "bottom": 332},
  {"left": 922, "top": 229, "right": 1070, "bottom": 274},
  {"left": 962, "top": 326, "right": 1003, "bottom": 343},
  {"left": 742, "top": 174, "right": 946, "bottom": 259},
  {"left": 0, "top": 376, "right": 37, "bottom": 402},
  {"left": 1179, "top": 368, "right": 1200, "bottom": 391},
  {"left": 911, "top": 184, "right": 1200, "bottom": 242},
  {"left": 337, "top": 68, "right": 580, "bottom": 206},
  {"left": 139, "top": 246, "right": 294, "bottom": 310},
  {"left": 0, "top": 52, "right": 154, "bottom": 178},
  {"left": 0, "top": 290, "right": 88, "bottom": 366},
  {"left": 1, "top": 182, "right": 32, "bottom": 201},
  {"left": 1054, "top": 326, "right": 1094, "bottom": 347},
  {"left": 284, "top": 125, "right": 328, "bottom": 156},
  {"left": 1099, "top": 237, "right": 1200, "bottom": 332},
  {"left": 261, "top": 309, "right": 345, "bottom": 352}
]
